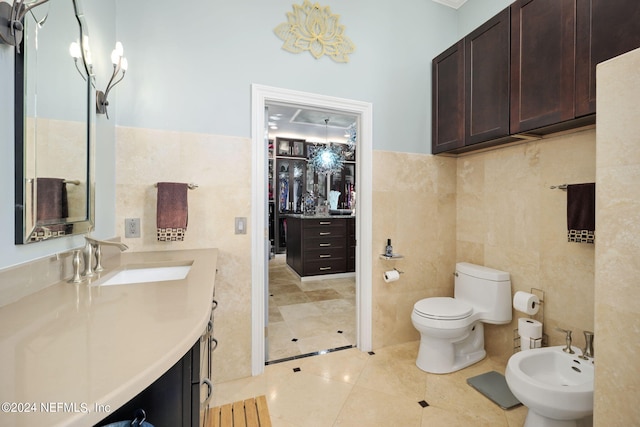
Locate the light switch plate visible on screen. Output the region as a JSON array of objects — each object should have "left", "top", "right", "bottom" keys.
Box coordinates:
[
  {"left": 235, "top": 217, "right": 247, "bottom": 234},
  {"left": 125, "top": 218, "right": 141, "bottom": 238}
]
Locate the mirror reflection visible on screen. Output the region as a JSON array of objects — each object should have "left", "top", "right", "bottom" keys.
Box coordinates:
[{"left": 15, "top": 0, "right": 94, "bottom": 244}]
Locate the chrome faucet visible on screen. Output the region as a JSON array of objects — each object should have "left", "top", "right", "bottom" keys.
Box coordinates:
[
  {"left": 579, "top": 331, "right": 594, "bottom": 360},
  {"left": 556, "top": 327, "right": 575, "bottom": 354},
  {"left": 83, "top": 236, "right": 129, "bottom": 276}
]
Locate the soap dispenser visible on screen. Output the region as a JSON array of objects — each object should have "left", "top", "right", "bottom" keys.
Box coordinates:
[{"left": 385, "top": 239, "right": 393, "bottom": 257}]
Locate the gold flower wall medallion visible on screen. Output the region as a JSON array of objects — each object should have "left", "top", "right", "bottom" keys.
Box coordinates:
[{"left": 274, "top": 0, "right": 356, "bottom": 63}]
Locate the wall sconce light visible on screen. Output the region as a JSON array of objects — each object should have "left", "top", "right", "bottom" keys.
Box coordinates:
[
  {"left": 69, "top": 36, "right": 93, "bottom": 81},
  {"left": 95, "top": 42, "right": 128, "bottom": 119},
  {"left": 69, "top": 39, "right": 128, "bottom": 119},
  {"left": 0, "top": 0, "right": 50, "bottom": 51}
]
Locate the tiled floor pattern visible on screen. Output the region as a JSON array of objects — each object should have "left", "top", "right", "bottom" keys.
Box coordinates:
[
  {"left": 267, "top": 255, "right": 356, "bottom": 362},
  {"left": 211, "top": 341, "right": 528, "bottom": 427}
]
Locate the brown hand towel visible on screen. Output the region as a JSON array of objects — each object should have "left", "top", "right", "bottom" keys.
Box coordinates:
[
  {"left": 32, "top": 178, "right": 69, "bottom": 240},
  {"left": 567, "top": 183, "right": 595, "bottom": 244},
  {"left": 157, "top": 182, "right": 189, "bottom": 241}
]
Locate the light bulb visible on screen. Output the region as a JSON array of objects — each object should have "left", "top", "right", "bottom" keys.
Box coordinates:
[
  {"left": 114, "top": 41, "right": 124, "bottom": 57},
  {"left": 110, "top": 49, "right": 120, "bottom": 65},
  {"left": 69, "top": 42, "right": 81, "bottom": 58},
  {"left": 120, "top": 57, "right": 128, "bottom": 71}
]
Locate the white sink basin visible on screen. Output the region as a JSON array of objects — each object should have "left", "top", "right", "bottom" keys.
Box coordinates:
[
  {"left": 506, "top": 346, "right": 594, "bottom": 427},
  {"left": 93, "top": 264, "right": 192, "bottom": 286}
]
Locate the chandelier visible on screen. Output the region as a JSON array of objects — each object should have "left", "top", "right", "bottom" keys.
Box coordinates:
[{"left": 307, "top": 119, "right": 346, "bottom": 177}]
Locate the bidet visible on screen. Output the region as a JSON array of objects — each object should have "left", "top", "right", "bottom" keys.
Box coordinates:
[{"left": 506, "top": 346, "right": 594, "bottom": 427}]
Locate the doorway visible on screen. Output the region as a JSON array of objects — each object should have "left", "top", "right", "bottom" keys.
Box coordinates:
[
  {"left": 251, "top": 85, "right": 373, "bottom": 375},
  {"left": 266, "top": 103, "right": 357, "bottom": 363}
]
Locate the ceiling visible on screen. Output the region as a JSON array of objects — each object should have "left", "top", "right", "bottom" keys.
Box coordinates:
[
  {"left": 266, "top": 103, "right": 357, "bottom": 143},
  {"left": 431, "top": 0, "right": 468, "bottom": 9}
]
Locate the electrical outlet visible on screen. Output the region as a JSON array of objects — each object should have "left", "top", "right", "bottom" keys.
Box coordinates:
[
  {"left": 125, "top": 218, "right": 141, "bottom": 238},
  {"left": 235, "top": 217, "right": 247, "bottom": 235}
]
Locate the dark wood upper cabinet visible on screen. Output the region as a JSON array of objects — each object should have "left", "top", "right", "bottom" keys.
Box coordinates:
[
  {"left": 510, "top": 0, "right": 576, "bottom": 134},
  {"left": 465, "top": 7, "right": 511, "bottom": 146},
  {"left": 432, "top": 40, "right": 465, "bottom": 154},
  {"left": 576, "top": 0, "right": 640, "bottom": 116},
  {"left": 432, "top": 0, "right": 639, "bottom": 154}
]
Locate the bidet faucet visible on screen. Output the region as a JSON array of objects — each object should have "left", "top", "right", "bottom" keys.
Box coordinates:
[
  {"left": 83, "top": 236, "right": 129, "bottom": 277},
  {"left": 556, "top": 327, "right": 575, "bottom": 354},
  {"left": 579, "top": 331, "right": 594, "bottom": 360}
]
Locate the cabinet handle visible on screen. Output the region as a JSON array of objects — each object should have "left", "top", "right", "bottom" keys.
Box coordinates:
[
  {"left": 319, "top": 267, "right": 332, "bottom": 271},
  {"left": 319, "top": 232, "right": 331, "bottom": 236},
  {"left": 201, "top": 378, "right": 213, "bottom": 408},
  {"left": 319, "top": 221, "right": 331, "bottom": 225},
  {"left": 319, "top": 243, "right": 331, "bottom": 247},
  {"left": 319, "top": 254, "right": 331, "bottom": 258}
]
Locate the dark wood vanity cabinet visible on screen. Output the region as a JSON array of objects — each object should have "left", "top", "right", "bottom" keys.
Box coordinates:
[
  {"left": 432, "top": 8, "right": 511, "bottom": 154},
  {"left": 510, "top": 0, "right": 577, "bottom": 134},
  {"left": 575, "top": 0, "right": 640, "bottom": 116},
  {"left": 286, "top": 216, "right": 355, "bottom": 277},
  {"left": 95, "top": 340, "right": 200, "bottom": 427}
]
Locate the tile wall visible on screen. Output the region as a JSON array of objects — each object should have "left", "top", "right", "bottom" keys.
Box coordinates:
[
  {"left": 594, "top": 47, "right": 640, "bottom": 425},
  {"left": 456, "top": 129, "right": 596, "bottom": 364},
  {"left": 371, "top": 151, "right": 457, "bottom": 349},
  {"left": 115, "top": 127, "right": 253, "bottom": 382}
]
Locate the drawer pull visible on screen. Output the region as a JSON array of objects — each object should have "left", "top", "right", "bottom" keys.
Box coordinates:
[
  {"left": 319, "top": 221, "right": 332, "bottom": 225},
  {"left": 319, "top": 254, "right": 331, "bottom": 258},
  {"left": 319, "top": 232, "right": 331, "bottom": 236},
  {"left": 319, "top": 267, "right": 332, "bottom": 271},
  {"left": 319, "top": 243, "right": 331, "bottom": 247}
]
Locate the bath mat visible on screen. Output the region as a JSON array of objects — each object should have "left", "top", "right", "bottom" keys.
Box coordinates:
[{"left": 467, "top": 371, "right": 521, "bottom": 410}]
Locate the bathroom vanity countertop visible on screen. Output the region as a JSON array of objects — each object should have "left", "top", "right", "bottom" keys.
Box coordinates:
[{"left": 0, "top": 248, "right": 218, "bottom": 427}]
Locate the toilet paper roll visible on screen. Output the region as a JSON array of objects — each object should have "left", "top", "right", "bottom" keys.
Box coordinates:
[
  {"left": 383, "top": 270, "right": 400, "bottom": 283},
  {"left": 518, "top": 318, "right": 543, "bottom": 350},
  {"left": 513, "top": 291, "right": 540, "bottom": 315}
]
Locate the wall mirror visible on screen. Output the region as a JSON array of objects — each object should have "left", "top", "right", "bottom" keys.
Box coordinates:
[{"left": 14, "top": 0, "right": 94, "bottom": 244}]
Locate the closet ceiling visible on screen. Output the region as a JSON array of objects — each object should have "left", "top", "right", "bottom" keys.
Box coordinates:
[{"left": 266, "top": 103, "right": 357, "bottom": 142}]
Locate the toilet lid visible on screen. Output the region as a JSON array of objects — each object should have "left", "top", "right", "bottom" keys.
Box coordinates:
[{"left": 414, "top": 297, "right": 473, "bottom": 320}]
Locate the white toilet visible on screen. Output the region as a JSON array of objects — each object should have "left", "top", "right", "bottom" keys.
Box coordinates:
[{"left": 411, "top": 262, "right": 512, "bottom": 374}]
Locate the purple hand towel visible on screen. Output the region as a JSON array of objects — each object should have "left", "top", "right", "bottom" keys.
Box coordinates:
[
  {"left": 157, "top": 182, "right": 189, "bottom": 241},
  {"left": 567, "top": 183, "right": 595, "bottom": 244}
]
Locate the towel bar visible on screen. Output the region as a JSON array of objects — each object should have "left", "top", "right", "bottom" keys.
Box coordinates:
[{"left": 549, "top": 184, "right": 568, "bottom": 190}]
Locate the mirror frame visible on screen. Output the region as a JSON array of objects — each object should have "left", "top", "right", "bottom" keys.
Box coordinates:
[{"left": 14, "top": 0, "right": 95, "bottom": 244}]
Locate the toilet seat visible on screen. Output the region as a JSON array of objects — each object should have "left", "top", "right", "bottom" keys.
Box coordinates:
[{"left": 413, "top": 297, "right": 473, "bottom": 320}]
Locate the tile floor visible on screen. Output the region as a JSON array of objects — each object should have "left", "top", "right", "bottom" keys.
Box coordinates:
[
  {"left": 211, "top": 341, "right": 528, "bottom": 427},
  {"left": 267, "top": 255, "right": 356, "bottom": 362}
]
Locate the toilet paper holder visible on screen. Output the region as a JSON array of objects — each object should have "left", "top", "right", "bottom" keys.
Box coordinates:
[{"left": 513, "top": 288, "right": 547, "bottom": 353}]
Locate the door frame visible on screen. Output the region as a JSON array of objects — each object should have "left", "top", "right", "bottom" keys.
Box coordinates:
[{"left": 251, "top": 84, "right": 373, "bottom": 375}]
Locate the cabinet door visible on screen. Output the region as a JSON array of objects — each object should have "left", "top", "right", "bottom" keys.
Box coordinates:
[
  {"left": 576, "top": 0, "right": 640, "bottom": 116},
  {"left": 510, "top": 0, "right": 576, "bottom": 134},
  {"left": 432, "top": 40, "right": 465, "bottom": 154},
  {"left": 465, "top": 7, "right": 510, "bottom": 145}
]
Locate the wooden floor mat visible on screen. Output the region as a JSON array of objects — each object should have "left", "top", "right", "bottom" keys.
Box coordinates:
[{"left": 207, "top": 395, "right": 272, "bottom": 427}]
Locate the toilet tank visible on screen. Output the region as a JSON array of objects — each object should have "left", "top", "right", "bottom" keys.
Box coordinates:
[{"left": 454, "top": 262, "right": 512, "bottom": 324}]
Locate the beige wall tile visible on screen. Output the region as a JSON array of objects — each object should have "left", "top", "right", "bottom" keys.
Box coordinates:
[
  {"left": 115, "top": 127, "right": 253, "bottom": 382},
  {"left": 372, "top": 151, "right": 457, "bottom": 349},
  {"left": 456, "top": 130, "right": 596, "bottom": 365},
  {"left": 594, "top": 47, "right": 640, "bottom": 426}
]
